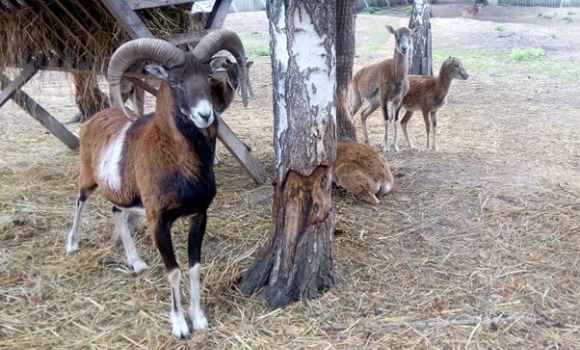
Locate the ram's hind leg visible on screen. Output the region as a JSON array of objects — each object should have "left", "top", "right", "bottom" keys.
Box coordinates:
[
  {"left": 110, "top": 209, "right": 139, "bottom": 245},
  {"left": 114, "top": 208, "right": 147, "bottom": 273},
  {"left": 66, "top": 184, "right": 97, "bottom": 254},
  {"left": 188, "top": 213, "right": 209, "bottom": 331}
]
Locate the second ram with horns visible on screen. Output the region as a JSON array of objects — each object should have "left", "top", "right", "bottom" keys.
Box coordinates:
[{"left": 66, "top": 29, "right": 251, "bottom": 339}]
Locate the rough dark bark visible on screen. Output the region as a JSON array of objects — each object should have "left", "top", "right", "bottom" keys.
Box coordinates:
[
  {"left": 408, "top": 0, "right": 433, "bottom": 76},
  {"left": 336, "top": 0, "right": 357, "bottom": 141},
  {"left": 238, "top": 0, "right": 336, "bottom": 309}
]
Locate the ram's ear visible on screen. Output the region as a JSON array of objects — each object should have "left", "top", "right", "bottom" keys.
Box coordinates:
[
  {"left": 210, "top": 56, "right": 230, "bottom": 72},
  {"left": 210, "top": 74, "right": 233, "bottom": 113},
  {"left": 385, "top": 25, "right": 395, "bottom": 35},
  {"left": 144, "top": 64, "right": 169, "bottom": 81}
]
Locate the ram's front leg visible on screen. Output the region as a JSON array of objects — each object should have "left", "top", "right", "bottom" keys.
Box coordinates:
[
  {"left": 152, "top": 216, "right": 190, "bottom": 339},
  {"left": 188, "top": 213, "right": 209, "bottom": 331}
]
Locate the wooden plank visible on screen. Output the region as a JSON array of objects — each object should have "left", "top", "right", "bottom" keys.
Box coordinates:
[
  {"left": 205, "top": 0, "right": 233, "bottom": 29},
  {"left": 125, "top": 0, "right": 192, "bottom": 10},
  {"left": 0, "top": 61, "right": 38, "bottom": 109},
  {"left": 0, "top": 74, "right": 79, "bottom": 150},
  {"left": 216, "top": 115, "right": 267, "bottom": 184},
  {"left": 100, "top": 0, "right": 154, "bottom": 39},
  {"left": 168, "top": 31, "right": 207, "bottom": 46}
]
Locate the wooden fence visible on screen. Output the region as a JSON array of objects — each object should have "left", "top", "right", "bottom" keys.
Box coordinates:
[{"left": 498, "top": 0, "right": 580, "bottom": 6}]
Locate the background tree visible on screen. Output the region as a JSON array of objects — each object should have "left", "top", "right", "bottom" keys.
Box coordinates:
[
  {"left": 238, "top": 0, "right": 337, "bottom": 308},
  {"left": 408, "top": 0, "right": 433, "bottom": 75},
  {"left": 336, "top": 0, "right": 357, "bottom": 141}
]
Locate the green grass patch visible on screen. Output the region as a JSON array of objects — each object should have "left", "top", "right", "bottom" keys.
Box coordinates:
[
  {"left": 238, "top": 32, "right": 270, "bottom": 57},
  {"left": 433, "top": 47, "right": 578, "bottom": 82},
  {"left": 493, "top": 24, "right": 505, "bottom": 31},
  {"left": 562, "top": 16, "right": 574, "bottom": 23},
  {"left": 361, "top": 6, "right": 379, "bottom": 14},
  {"left": 509, "top": 47, "right": 545, "bottom": 61}
]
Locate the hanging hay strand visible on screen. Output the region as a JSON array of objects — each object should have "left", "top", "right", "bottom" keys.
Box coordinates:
[{"left": 0, "top": 0, "right": 191, "bottom": 74}]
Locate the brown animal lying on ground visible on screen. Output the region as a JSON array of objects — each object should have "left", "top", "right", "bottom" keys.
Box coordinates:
[
  {"left": 461, "top": 3, "right": 483, "bottom": 18},
  {"left": 333, "top": 141, "right": 394, "bottom": 205}
]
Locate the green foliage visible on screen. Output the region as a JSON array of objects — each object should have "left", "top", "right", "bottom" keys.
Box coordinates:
[
  {"left": 361, "top": 6, "right": 379, "bottom": 14},
  {"left": 538, "top": 13, "right": 556, "bottom": 20},
  {"left": 403, "top": 6, "right": 414, "bottom": 15},
  {"left": 493, "top": 24, "right": 505, "bottom": 31},
  {"left": 562, "top": 16, "right": 574, "bottom": 23},
  {"left": 567, "top": 11, "right": 576, "bottom": 15},
  {"left": 509, "top": 47, "right": 546, "bottom": 61},
  {"left": 252, "top": 48, "right": 269, "bottom": 57},
  {"left": 433, "top": 47, "right": 576, "bottom": 83},
  {"left": 237, "top": 32, "right": 269, "bottom": 57}
]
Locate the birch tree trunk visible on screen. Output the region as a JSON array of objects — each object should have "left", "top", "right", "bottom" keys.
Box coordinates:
[
  {"left": 238, "top": 0, "right": 336, "bottom": 309},
  {"left": 408, "top": 0, "right": 433, "bottom": 76},
  {"left": 336, "top": 0, "right": 357, "bottom": 141}
]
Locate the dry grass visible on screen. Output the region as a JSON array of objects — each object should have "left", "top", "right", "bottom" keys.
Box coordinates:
[{"left": 2, "top": 9, "right": 580, "bottom": 350}]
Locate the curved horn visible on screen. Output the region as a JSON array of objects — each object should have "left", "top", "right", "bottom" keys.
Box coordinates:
[
  {"left": 192, "top": 29, "right": 251, "bottom": 107},
  {"left": 108, "top": 38, "right": 186, "bottom": 119}
]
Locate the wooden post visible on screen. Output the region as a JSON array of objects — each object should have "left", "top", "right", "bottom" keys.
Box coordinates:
[
  {"left": 0, "top": 61, "right": 38, "bottom": 109},
  {"left": 99, "top": 0, "right": 154, "bottom": 39},
  {"left": 216, "top": 115, "right": 267, "bottom": 184},
  {"left": 1, "top": 74, "right": 79, "bottom": 150}
]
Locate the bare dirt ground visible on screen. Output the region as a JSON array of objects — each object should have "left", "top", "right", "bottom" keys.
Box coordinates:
[{"left": 1, "top": 4, "right": 580, "bottom": 349}]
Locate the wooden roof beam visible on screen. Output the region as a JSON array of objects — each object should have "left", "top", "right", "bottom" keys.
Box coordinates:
[
  {"left": 205, "top": 0, "right": 233, "bottom": 29},
  {"left": 100, "top": 0, "right": 154, "bottom": 39},
  {"left": 0, "top": 60, "right": 37, "bottom": 109},
  {"left": 125, "top": 0, "right": 193, "bottom": 10}
]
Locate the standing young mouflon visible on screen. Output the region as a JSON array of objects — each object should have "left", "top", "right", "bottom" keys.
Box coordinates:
[
  {"left": 400, "top": 56, "right": 469, "bottom": 150},
  {"left": 66, "top": 29, "right": 251, "bottom": 339},
  {"left": 348, "top": 25, "right": 418, "bottom": 153}
]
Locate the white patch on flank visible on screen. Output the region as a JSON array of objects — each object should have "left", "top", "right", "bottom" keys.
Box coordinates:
[
  {"left": 189, "top": 263, "right": 208, "bottom": 330},
  {"left": 98, "top": 123, "right": 130, "bottom": 190}
]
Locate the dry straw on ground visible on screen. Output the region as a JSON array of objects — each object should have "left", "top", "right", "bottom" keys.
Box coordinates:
[{"left": 2, "top": 7, "right": 580, "bottom": 350}]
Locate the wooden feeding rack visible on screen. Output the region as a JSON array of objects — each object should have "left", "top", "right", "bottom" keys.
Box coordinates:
[{"left": 0, "top": 0, "right": 267, "bottom": 184}]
